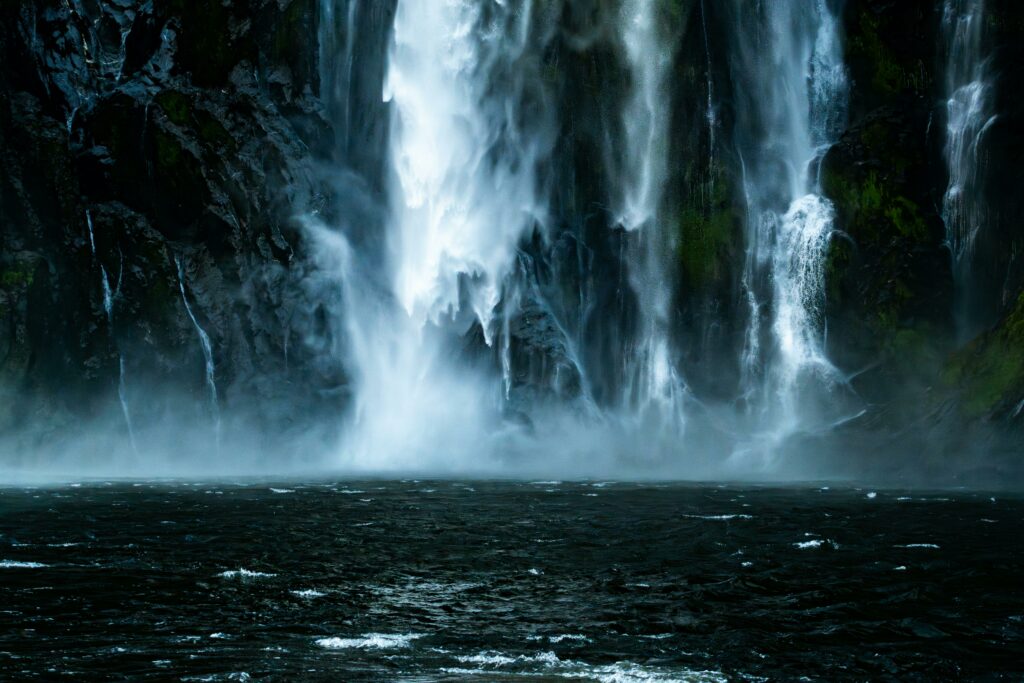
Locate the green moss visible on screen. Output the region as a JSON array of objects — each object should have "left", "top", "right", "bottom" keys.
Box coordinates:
[
  {"left": 156, "top": 91, "right": 191, "bottom": 126},
  {"left": 846, "top": 10, "right": 925, "bottom": 97},
  {"left": 154, "top": 130, "right": 182, "bottom": 169},
  {"left": 675, "top": 163, "right": 740, "bottom": 290},
  {"left": 0, "top": 264, "right": 35, "bottom": 289},
  {"left": 885, "top": 196, "right": 927, "bottom": 239},
  {"left": 823, "top": 169, "right": 927, "bottom": 244},
  {"left": 946, "top": 291, "right": 1024, "bottom": 417},
  {"left": 824, "top": 236, "right": 853, "bottom": 306},
  {"left": 195, "top": 111, "right": 234, "bottom": 151},
  {"left": 677, "top": 206, "right": 735, "bottom": 289}
]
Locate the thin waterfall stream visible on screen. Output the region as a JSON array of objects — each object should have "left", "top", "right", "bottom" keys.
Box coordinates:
[{"left": 86, "top": 209, "right": 138, "bottom": 456}]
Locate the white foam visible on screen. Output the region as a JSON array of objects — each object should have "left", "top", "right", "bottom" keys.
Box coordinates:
[
  {"left": 895, "top": 543, "right": 940, "bottom": 549},
  {"left": 456, "top": 651, "right": 561, "bottom": 667},
  {"left": 445, "top": 653, "right": 726, "bottom": 682},
  {"left": 316, "top": 633, "right": 421, "bottom": 650},
  {"left": 581, "top": 662, "right": 727, "bottom": 683},
  {"left": 683, "top": 514, "right": 753, "bottom": 521},
  {"left": 218, "top": 568, "right": 276, "bottom": 579},
  {"left": 0, "top": 560, "right": 48, "bottom": 568},
  {"left": 526, "top": 634, "right": 592, "bottom": 644},
  {"left": 793, "top": 539, "right": 838, "bottom": 550},
  {"left": 527, "top": 568, "right": 543, "bottom": 576},
  {"left": 269, "top": 488, "right": 295, "bottom": 494},
  {"left": 291, "top": 589, "right": 326, "bottom": 599},
  {"left": 865, "top": 492, "right": 877, "bottom": 499}
]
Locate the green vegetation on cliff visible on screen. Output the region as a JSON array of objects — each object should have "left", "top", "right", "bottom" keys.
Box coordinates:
[{"left": 945, "top": 292, "right": 1024, "bottom": 418}]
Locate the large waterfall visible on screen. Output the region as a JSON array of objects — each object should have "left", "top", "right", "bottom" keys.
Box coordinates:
[
  {"left": 307, "top": 0, "right": 856, "bottom": 474},
  {"left": 2, "top": 0, "right": 1022, "bottom": 483}
]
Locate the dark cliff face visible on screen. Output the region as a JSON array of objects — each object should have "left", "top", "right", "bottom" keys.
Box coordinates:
[
  {"left": 0, "top": 0, "right": 1021, "bottom": 463},
  {"left": 0, "top": 0, "right": 347, "bottom": 452}
]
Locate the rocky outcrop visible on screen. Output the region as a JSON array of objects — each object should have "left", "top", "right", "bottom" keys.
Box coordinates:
[{"left": 0, "top": 0, "right": 346, "bottom": 451}]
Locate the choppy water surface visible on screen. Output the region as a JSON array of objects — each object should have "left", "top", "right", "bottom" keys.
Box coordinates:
[{"left": 1, "top": 481, "right": 1021, "bottom": 680}]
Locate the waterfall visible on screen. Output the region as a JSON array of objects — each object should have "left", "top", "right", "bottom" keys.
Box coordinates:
[
  {"left": 617, "top": 0, "right": 671, "bottom": 234},
  {"left": 700, "top": 0, "right": 718, "bottom": 161},
  {"left": 615, "top": 0, "right": 687, "bottom": 426},
  {"left": 308, "top": 0, "right": 872, "bottom": 474},
  {"left": 384, "top": 0, "right": 552, "bottom": 331},
  {"left": 319, "top": 0, "right": 361, "bottom": 156},
  {"left": 175, "top": 256, "right": 221, "bottom": 447},
  {"left": 733, "top": 0, "right": 849, "bottom": 448},
  {"left": 942, "top": 0, "right": 996, "bottom": 335},
  {"left": 87, "top": 210, "right": 138, "bottom": 454},
  {"left": 312, "top": 0, "right": 560, "bottom": 470}
]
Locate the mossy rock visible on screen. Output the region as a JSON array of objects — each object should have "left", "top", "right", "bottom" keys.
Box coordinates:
[
  {"left": 674, "top": 161, "right": 743, "bottom": 292},
  {"left": 820, "top": 105, "right": 952, "bottom": 381},
  {"left": 944, "top": 291, "right": 1024, "bottom": 419},
  {"left": 842, "top": 0, "right": 938, "bottom": 117},
  {"left": 156, "top": 90, "right": 191, "bottom": 127}
]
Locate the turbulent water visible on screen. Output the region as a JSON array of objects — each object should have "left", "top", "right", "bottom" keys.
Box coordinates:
[{"left": 1, "top": 482, "right": 1021, "bottom": 680}]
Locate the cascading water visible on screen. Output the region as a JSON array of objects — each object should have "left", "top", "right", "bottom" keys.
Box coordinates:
[
  {"left": 175, "top": 256, "right": 220, "bottom": 447},
  {"left": 86, "top": 210, "right": 138, "bottom": 454},
  {"left": 319, "top": 0, "right": 361, "bottom": 158},
  {"left": 311, "top": 0, "right": 561, "bottom": 471},
  {"left": 942, "top": 0, "right": 996, "bottom": 336},
  {"left": 732, "top": 0, "right": 850, "bottom": 452},
  {"left": 615, "top": 0, "right": 689, "bottom": 427},
  {"left": 385, "top": 0, "right": 553, "bottom": 330}
]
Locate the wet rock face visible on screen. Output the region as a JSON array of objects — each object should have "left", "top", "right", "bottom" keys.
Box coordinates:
[
  {"left": 0, "top": 0, "right": 346, "bottom": 441},
  {"left": 821, "top": 106, "right": 953, "bottom": 393}
]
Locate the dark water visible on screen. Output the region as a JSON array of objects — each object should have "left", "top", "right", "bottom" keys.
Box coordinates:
[{"left": 1, "top": 481, "right": 1022, "bottom": 681}]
